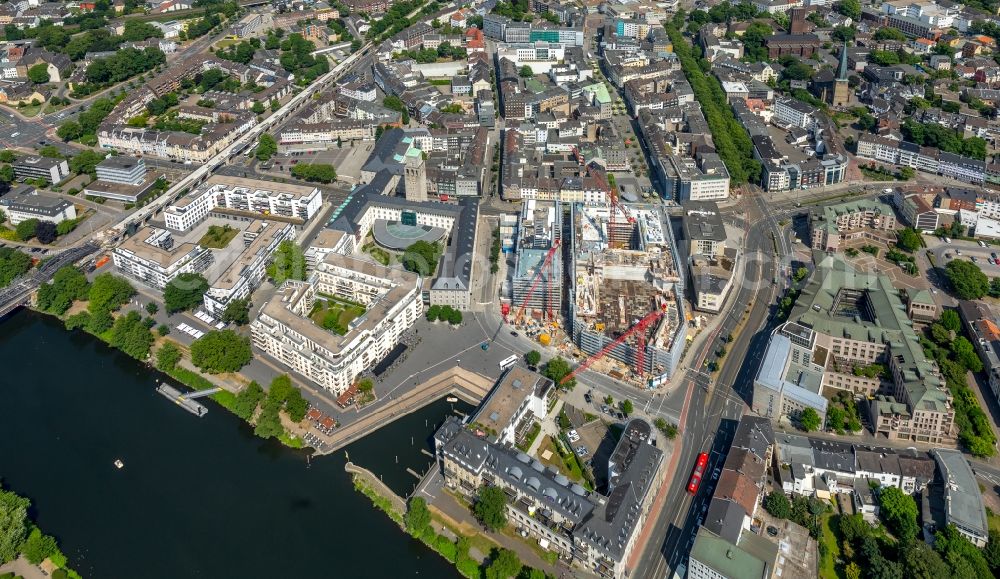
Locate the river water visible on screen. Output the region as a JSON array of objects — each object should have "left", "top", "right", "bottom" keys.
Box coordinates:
[{"left": 0, "top": 310, "right": 464, "bottom": 579}]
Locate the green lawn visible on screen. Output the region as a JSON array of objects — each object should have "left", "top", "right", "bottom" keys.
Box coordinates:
[
  {"left": 537, "top": 436, "right": 590, "bottom": 488},
  {"left": 310, "top": 298, "right": 366, "bottom": 335},
  {"left": 988, "top": 509, "right": 1000, "bottom": 533},
  {"left": 198, "top": 224, "right": 239, "bottom": 249},
  {"left": 819, "top": 512, "right": 843, "bottom": 579}
]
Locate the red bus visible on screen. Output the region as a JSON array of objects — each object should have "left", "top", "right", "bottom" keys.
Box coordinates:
[{"left": 687, "top": 452, "right": 709, "bottom": 494}]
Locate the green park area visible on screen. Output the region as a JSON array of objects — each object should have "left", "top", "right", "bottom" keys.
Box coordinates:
[
  {"left": 310, "top": 295, "right": 366, "bottom": 335},
  {"left": 198, "top": 224, "right": 239, "bottom": 249}
]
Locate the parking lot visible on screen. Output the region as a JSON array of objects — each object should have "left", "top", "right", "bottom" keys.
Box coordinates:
[{"left": 927, "top": 235, "right": 1000, "bottom": 275}]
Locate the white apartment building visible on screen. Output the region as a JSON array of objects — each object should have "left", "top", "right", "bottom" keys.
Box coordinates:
[
  {"left": 0, "top": 188, "right": 76, "bottom": 225},
  {"left": 112, "top": 227, "right": 214, "bottom": 289},
  {"left": 202, "top": 220, "right": 296, "bottom": 317},
  {"left": 773, "top": 97, "right": 816, "bottom": 129},
  {"left": 164, "top": 176, "right": 322, "bottom": 232},
  {"left": 251, "top": 255, "right": 423, "bottom": 395}
]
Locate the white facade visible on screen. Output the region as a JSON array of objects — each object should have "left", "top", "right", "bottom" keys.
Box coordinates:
[
  {"left": 251, "top": 255, "right": 423, "bottom": 395},
  {"left": 112, "top": 227, "right": 213, "bottom": 289},
  {"left": 202, "top": 221, "right": 296, "bottom": 317},
  {"left": 773, "top": 98, "right": 815, "bottom": 129},
  {"left": 164, "top": 177, "right": 322, "bottom": 231}
]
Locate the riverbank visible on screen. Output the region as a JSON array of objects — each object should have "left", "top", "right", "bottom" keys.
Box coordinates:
[
  {"left": 0, "top": 310, "right": 463, "bottom": 578},
  {"left": 349, "top": 463, "right": 558, "bottom": 579},
  {"left": 0, "top": 483, "right": 81, "bottom": 579}
]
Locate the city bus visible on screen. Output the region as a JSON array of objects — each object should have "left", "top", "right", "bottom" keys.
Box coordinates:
[
  {"left": 687, "top": 452, "right": 709, "bottom": 494},
  {"left": 499, "top": 355, "right": 519, "bottom": 371}
]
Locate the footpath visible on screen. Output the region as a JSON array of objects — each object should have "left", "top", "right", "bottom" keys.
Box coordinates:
[{"left": 315, "top": 367, "right": 493, "bottom": 455}]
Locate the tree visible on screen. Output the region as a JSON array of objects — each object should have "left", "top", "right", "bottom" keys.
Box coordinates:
[
  {"left": 285, "top": 387, "right": 308, "bottom": 422},
  {"left": 621, "top": 399, "right": 634, "bottom": 416},
  {"left": 267, "top": 240, "right": 307, "bottom": 285},
  {"left": 56, "top": 121, "right": 83, "bottom": 142},
  {"left": 233, "top": 381, "right": 265, "bottom": 421},
  {"left": 935, "top": 524, "right": 992, "bottom": 579},
  {"left": 255, "top": 133, "right": 276, "bottom": 161},
  {"left": 474, "top": 485, "right": 508, "bottom": 531},
  {"left": 939, "top": 309, "right": 961, "bottom": 332},
  {"left": 485, "top": 549, "right": 522, "bottom": 579},
  {"left": 253, "top": 398, "right": 283, "bottom": 439},
  {"left": 401, "top": 240, "right": 440, "bottom": 276},
  {"left": 542, "top": 356, "right": 575, "bottom": 389},
  {"left": 0, "top": 487, "right": 30, "bottom": 564},
  {"left": 764, "top": 491, "right": 791, "bottom": 519},
  {"left": 190, "top": 330, "right": 252, "bottom": 373},
  {"left": 838, "top": 513, "right": 870, "bottom": 544},
  {"left": 654, "top": 418, "right": 678, "bottom": 439},
  {"left": 88, "top": 273, "right": 135, "bottom": 314},
  {"left": 220, "top": 298, "right": 250, "bottom": 325},
  {"left": 874, "top": 27, "right": 906, "bottom": 41},
  {"left": 109, "top": 310, "right": 154, "bottom": 359},
  {"left": 953, "top": 336, "right": 984, "bottom": 372},
  {"left": 831, "top": 25, "right": 856, "bottom": 42},
  {"left": 946, "top": 260, "right": 989, "bottom": 300},
  {"left": 156, "top": 341, "right": 181, "bottom": 371},
  {"left": 405, "top": 496, "right": 432, "bottom": 537},
  {"left": 880, "top": 486, "right": 919, "bottom": 544},
  {"left": 844, "top": 562, "right": 862, "bottom": 579},
  {"left": 145, "top": 301, "right": 159, "bottom": 315},
  {"left": 518, "top": 65, "right": 533, "bottom": 77},
  {"left": 984, "top": 529, "right": 1000, "bottom": 571},
  {"left": 838, "top": 0, "right": 861, "bottom": 20},
  {"left": 0, "top": 247, "right": 31, "bottom": 288},
  {"left": 20, "top": 527, "right": 58, "bottom": 565},
  {"left": 799, "top": 407, "right": 821, "bottom": 432},
  {"left": 903, "top": 541, "right": 951, "bottom": 579},
  {"left": 896, "top": 228, "right": 922, "bottom": 252},
  {"left": 35, "top": 221, "right": 56, "bottom": 244},
  {"left": 290, "top": 163, "right": 337, "bottom": 183},
  {"left": 163, "top": 273, "right": 209, "bottom": 313},
  {"left": 27, "top": 63, "right": 50, "bottom": 84},
  {"left": 525, "top": 350, "right": 541, "bottom": 367},
  {"left": 15, "top": 218, "right": 38, "bottom": 241}
]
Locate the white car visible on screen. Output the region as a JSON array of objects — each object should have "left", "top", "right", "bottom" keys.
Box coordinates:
[{"left": 568, "top": 429, "right": 580, "bottom": 442}]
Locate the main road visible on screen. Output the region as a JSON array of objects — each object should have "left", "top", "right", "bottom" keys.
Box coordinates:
[{"left": 635, "top": 191, "right": 791, "bottom": 579}]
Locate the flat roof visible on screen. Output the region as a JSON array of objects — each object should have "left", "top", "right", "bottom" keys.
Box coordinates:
[
  {"left": 934, "top": 449, "right": 988, "bottom": 539},
  {"left": 473, "top": 366, "right": 553, "bottom": 437}
]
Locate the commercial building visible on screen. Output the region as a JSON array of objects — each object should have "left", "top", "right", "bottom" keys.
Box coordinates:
[
  {"left": 753, "top": 255, "right": 955, "bottom": 444},
  {"left": 95, "top": 156, "right": 147, "bottom": 185},
  {"left": 251, "top": 254, "right": 423, "bottom": 396},
  {"left": 163, "top": 176, "right": 322, "bottom": 232},
  {"left": 328, "top": 175, "right": 479, "bottom": 310},
  {"left": 511, "top": 200, "right": 562, "bottom": 321},
  {"left": 13, "top": 156, "right": 70, "bottom": 184},
  {"left": 569, "top": 204, "right": 686, "bottom": 384},
  {"left": 683, "top": 202, "right": 738, "bottom": 313},
  {"left": 0, "top": 186, "right": 76, "bottom": 225},
  {"left": 809, "top": 200, "right": 898, "bottom": 252},
  {"left": 958, "top": 300, "right": 1000, "bottom": 404},
  {"left": 434, "top": 417, "right": 664, "bottom": 578},
  {"left": 932, "top": 449, "right": 989, "bottom": 547},
  {"left": 470, "top": 365, "right": 556, "bottom": 447}
]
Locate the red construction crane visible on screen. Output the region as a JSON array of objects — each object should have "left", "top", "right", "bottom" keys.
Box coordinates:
[
  {"left": 560, "top": 308, "right": 664, "bottom": 384},
  {"left": 511, "top": 241, "right": 561, "bottom": 324}
]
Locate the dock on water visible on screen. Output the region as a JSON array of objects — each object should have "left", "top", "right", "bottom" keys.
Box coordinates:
[{"left": 156, "top": 383, "right": 220, "bottom": 417}]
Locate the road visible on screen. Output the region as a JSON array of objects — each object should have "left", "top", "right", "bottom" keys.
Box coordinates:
[{"left": 636, "top": 191, "right": 790, "bottom": 579}]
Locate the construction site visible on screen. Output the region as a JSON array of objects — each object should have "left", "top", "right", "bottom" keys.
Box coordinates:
[
  {"left": 568, "top": 204, "right": 687, "bottom": 387},
  {"left": 503, "top": 200, "right": 566, "bottom": 347}
]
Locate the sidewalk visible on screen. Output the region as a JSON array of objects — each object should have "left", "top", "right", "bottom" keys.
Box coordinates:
[{"left": 0, "top": 556, "right": 47, "bottom": 579}]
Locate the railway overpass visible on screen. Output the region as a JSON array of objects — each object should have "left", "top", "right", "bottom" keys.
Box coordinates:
[
  {"left": 104, "top": 42, "right": 376, "bottom": 244},
  {"left": 0, "top": 243, "right": 100, "bottom": 319}
]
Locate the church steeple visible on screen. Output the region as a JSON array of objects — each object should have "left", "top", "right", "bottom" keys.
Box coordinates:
[{"left": 837, "top": 40, "right": 849, "bottom": 81}]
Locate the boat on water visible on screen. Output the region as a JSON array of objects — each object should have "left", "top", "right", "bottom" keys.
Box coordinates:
[
  {"left": 446, "top": 396, "right": 458, "bottom": 403},
  {"left": 114, "top": 459, "right": 124, "bottom": 469}
]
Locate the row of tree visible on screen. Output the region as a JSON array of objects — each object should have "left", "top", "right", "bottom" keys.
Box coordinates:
[
  {"left": 0, "top": 483, "right": 76, "bottom": 576},
  {"left": 667, "top": 23, "right": 760, "bottom": 184},
  {"left": 0, "top": 246, "right": 31, "bottom": 288}
]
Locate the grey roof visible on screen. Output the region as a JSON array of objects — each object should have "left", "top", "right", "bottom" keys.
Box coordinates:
[
  {"left": 683, "top": 202, "right": 727, "bottom": 243},
  {"left": 704, "top": 498, "right": 748, "bottom": 544},
  {"left": 855, "top": 448, "right": 902, "bottom": 476},
  {"left": 933, "top": 449, "right": 988, "bottom": 540},
  {"left": 810, "top": 439, "right": 855, "bottom": 474},
  {"left": 774, "top": 432, "right": 814, "bottom": 466},
  {"left": 329, "top": 182, "right": 478, "bottom": 292},
  {"left": 0, "top": 188, "right": 72, "bottom": 216},
  {"left": 731, "top": 416, "right": 774, "bottom": 461}
]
